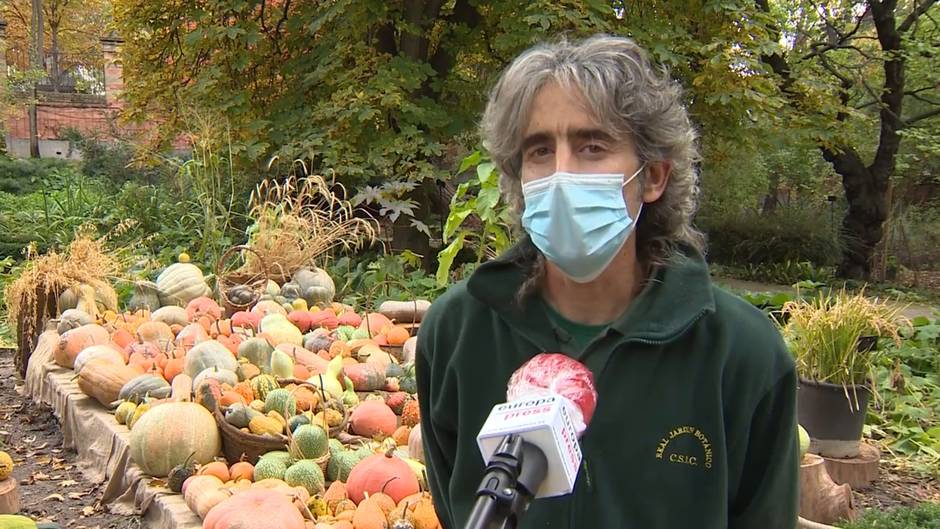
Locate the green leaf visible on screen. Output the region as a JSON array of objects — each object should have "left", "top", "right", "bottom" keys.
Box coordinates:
[
  {"left": 458, "top": 151, "right": 483, "bottom": 174},
  {"left": 477, "top": 163, "right": 496, "bottom": 185},
  {"left": 443, "top": 207, "right": 472, "bottom": 241},
  {"left": 436, "top": 234, "right": 465, "bottom": 287}
]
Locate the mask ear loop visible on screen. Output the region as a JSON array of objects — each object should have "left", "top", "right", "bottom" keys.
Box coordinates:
[{"left": 622, "top": 163, "right": 647, "bottom": 221}]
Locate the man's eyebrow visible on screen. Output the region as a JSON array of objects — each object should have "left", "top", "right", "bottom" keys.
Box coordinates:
[
  {"left": 521, "top": 128, "right": 616, "bottom": 152},
  {"left": 521, "top": 132, "right": 551, "bottom": 153},
  {"left": 569, "top": 128, "right": 615, "bottom": 143}
]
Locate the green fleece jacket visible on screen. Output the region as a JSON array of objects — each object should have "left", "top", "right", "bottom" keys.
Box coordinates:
[{"left": 416, "top": 241, "right": 799, "bottom": 529}]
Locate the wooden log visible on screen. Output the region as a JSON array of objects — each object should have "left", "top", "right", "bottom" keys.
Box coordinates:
[
  {"left": 823, "top": 442, "right": 880, "bottom": 490},
  {"left": 800, "top": 454, "right": 857, "bottom": 525},
  {"left": 0, "top": 478, "right": 21, "bottom": 514}
]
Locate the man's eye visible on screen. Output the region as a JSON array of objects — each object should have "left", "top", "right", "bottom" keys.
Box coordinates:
[
  {"left": 583, "top": 143, "right": 606, "bottom": 154},
  {"left": 529, "top": 147, "right": 552, "bottom": 158}
]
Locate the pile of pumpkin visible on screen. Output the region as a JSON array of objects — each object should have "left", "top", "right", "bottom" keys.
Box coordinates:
[{"left": 51, "top": 258, "right": 439, "bottom": 529}]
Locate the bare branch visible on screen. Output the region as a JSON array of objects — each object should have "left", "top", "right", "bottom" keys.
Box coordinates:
[
  {"left": 903, "top": 107, "right": 940, "bottom": 125},
  {"left": 899, "top": 0, "right": 939, "bottom": 33}
]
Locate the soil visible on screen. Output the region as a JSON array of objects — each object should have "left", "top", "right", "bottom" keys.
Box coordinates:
[
  {"left": 0, "top": 348, "right": 140, "bottom": 529},
  {"left": 853, "top": 460, "right": 940, "bottom": 511}
]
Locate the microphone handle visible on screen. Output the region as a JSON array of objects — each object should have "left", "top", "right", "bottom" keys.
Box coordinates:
[{"left": 464, "top": 435, "right": 549, "bottom": 529}]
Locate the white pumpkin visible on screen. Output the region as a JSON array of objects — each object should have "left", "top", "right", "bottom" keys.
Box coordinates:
[
  {"left": 260, "top": 313, "right": 303, "bottom": 346},
  {"left": 156, "top": 263, "right": 211, "bottom": 307},
  {"left": 73, "top": 344, "right": 125, "bottom": 373}
]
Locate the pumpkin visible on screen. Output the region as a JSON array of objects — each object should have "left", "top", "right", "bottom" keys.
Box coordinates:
[
  {"left": 203, "top": 489, "right": 305, "bottom": 529},
  {"left": 151, "top": 305, "right": 189, "bottom": 327},
  {"left": 114, "top": 401, "right": 137, "bottom": 425},
  {"left": 249, "top": 415, "right": 284, "bottom": 436},
  {"left": 209, "top": 319, "right": 233, "bottom": 338},
  {"left": 171, "top": 374, "right": 193, "bottom": 402},
  {"left": 336, "top": 311, "right": 362, "bottom": 328},
  {"left": 346, "top": 447, "right": 420, "bottom": 505},
  {"left": 0, "top": 450, "right": 14, "bottom": 480},
  {"left": 193, "top": 366, "right": 239, "bottom": 390},
  {"left": 73, "top": 344, "right": 124, "bottom": 374},
  {"left": 410, "top": 495, "right": 441, "bottom": 529},
  {"left": 236, "top": 361, "right": 261, "bottom": 381},
  {"left": 175, "top": 323, "right": 210, "bottom": 351},
  {"left": 292, "top": 267, "right": 335, "bottom": 307},
  {"left": 260, "top": 314, "right": 303, "bottom": 346},
  {"left": 283, "top": 460, "right": 325, "bottom": 495},
  {"left": 56, "top": 308, "right": 94, "bottom": 335},
  {"left": 401, "top": 400, "right": 420, "bottom": 428},
  {"left": 56, "top": 324, "right": 110, "bottom": 369},
  {"left": 156, "top": 263, "right": 212, "bottom": 307},
  {"left": 185, "top": 296, "right": 222, "bottom": 323},
  {"left": 182, "top": 474, "right": 228, "bottom": 519},
  {"left": 216, "top": 333, "right": 242, "bottom": 356},
  {"left": 392, "top": 426, "right": 412, "bottom": 447},
  {"left": 197, "top": 460, "right": 231, "bottom": 482},
  {"left": 163, "top": 352, "right": 187, "bottom": 383},
  {"left": 250, "top": 374, "right": 279, "bottom": 401},
  {"left": 358, "top": 313, "right": 394, "bottom": 338},
  {"left": 270, "top": 349, "right": 295, "bottom": 378},
  {"left": 276, "top": 344, "right": 328, "bottom": 372},
  {"left": 110, "top": 328, "right": 136, "bottom": 352},
  {"left": 229, "top": 461, "right": 254, "bottom": 482},
  {"left": 385, "top": 326, "right": 411, "bottom": 347},
  {"left": 195, "top": 378, "right": 225, "bottom": 411},
  {"left": 349, "top": 401, "right": 398, "bottom": 440},
  {"left": 407, "top": 425, "right": 424, "bottom": 464},
  {"left": 237, "top": 337, "right": 274, "bottom": 374},
  {"left": 119, "top": 374, "right": 172, "bottom": 404},
  {"left": 287, "top": 311, "right": 314, "bottom": 333},
  {"left": 77, "top": 359, "right": 141, "bottom": 407},
  {"left": 351, "top": 497, "right": 387, "bottom": 529},
  {"left": 135, "top": 321, "right": 175, "bottom": 348},
  {"left": 344, "top": 363, "right": 386, "bottom": 392},
  {"left": 59, "top": 279, "right": 118, "bottom": 315},
  {"left": 129, "top": 402, "right": 221, "bottom": 477},
  {"left": 185, "top": 340, "right": 237, "bottom": 376},
  {"left": 128, "top": 281, "right": 162, "bottom": 312},
  {"left": 231, "top": 311, "right": 262, "bottom": 330},
  {"left": 252, "top": 300, "right": 287, "bottom": 317}
]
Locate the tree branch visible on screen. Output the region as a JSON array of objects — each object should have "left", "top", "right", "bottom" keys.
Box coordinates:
[
  {"left": 902, "top": 106, "right": 940, "bottom": 126},
  {"left": 899, "top": 0, "right": 939, "bottom": 32}
]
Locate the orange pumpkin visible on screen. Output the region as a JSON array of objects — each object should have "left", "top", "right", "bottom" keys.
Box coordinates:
[
  {"left": 136, "top": 321, "right": 175, "bottom": 348},
  {"left": 293, "top": 364, "right": 311, "bottom": 380},
  {"left": 203, "top": 489, "right": 305, "bottom": 529},
  {"left": 229, "top": 461, "right": 254, "bottom": 482},
  {"left": 198, "top": 460, "right": 231, "bottom": 482},
  {"left": 175, "top": 323, "right": 210, "bottom": 351},
  {"left": 345, "top": 447, "right": 420, "bottom": 504},
  {"left": 210, "top": 319, "right": 233, "bottom": 338},
  {"left": 385, "top": 326, "right": 411, "bottom": 346},
  {"left": 56, "top": 324, "right": 110, "bottom": 369},
  {"left": 233, "top": 381, "right": 254, "bottom": 404},
  {"left": 219, "top": 390, "right": 246, "bottom": 407},
  {"left": 111, "top": 328, "right": 135, "bottom": 351},
  {"left": 186, "top": 296, "right": 222, "bottom": 323}
]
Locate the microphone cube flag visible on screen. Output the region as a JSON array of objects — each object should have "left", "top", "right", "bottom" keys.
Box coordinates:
[{"left": 476, "top": 393, "right": 582, "bottom": 498}]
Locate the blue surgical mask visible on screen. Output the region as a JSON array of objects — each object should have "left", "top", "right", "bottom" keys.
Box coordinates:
[{"left": 521, "top": 165, "right": 645, "bottom": 283}]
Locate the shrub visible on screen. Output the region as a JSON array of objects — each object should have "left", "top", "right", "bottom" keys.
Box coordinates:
[
  {"left": 60, "top": 128, "right": 171, "bottom": 186},
  {"left": 698, "top": 206, "right": 843, "bottom": 267},
  {"left": 0, "top": 156, "right": 73, "bottom": 194}
]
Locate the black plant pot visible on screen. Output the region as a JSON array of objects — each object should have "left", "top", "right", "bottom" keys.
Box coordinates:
[{"left": 797, "top": 378, "right": 872, "bottom": 458}]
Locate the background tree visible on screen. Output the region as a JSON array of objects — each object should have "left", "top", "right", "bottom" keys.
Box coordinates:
[{"left": 757, "top": 0, "right": 940, "bottom": 279}]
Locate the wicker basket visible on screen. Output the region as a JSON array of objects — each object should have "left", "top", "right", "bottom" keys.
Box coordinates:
[
  {"left": 214, "top": 407, "right": 288, "bottom": 465},
  {"left": 277, "top": 378, "right": 350, "bottom": 438},
  {"left": 216, "top": 245, "right": 270, "bottom": 317}
]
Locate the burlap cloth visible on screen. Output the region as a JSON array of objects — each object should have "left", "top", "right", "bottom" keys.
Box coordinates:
[{"left": 23, "top": 330, "right": 201, "bottom": 529}]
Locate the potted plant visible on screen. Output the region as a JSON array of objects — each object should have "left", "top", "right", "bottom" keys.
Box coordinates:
[{"left": 780, "top": 288, "right": 906, "bottom": 458}]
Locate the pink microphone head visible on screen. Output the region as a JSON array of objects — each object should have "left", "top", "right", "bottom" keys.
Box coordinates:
[{"left": 506, "top": 353, "right": 598, "bottom": 435}]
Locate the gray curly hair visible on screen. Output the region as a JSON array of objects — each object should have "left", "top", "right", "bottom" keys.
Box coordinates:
[{"left": 481, "top": 34, "right": 704, "bottom": 286}]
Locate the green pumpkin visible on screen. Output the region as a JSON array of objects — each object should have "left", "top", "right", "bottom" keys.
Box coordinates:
[
  {"left": 128, "top": 281, "right": 162, "bottom": 312},
  {"left": 250, "top": 374, "right": 279, "bottom": 401},
  {"left": 224, "top": 403, "right": 262, "bottom": 429},
  {"left": 118, "top": 375, "right": 172, "bottom": 404},
  {"left": 284, "top": 460, "right": 325, "bottom": 495},
  {"left": 253, "top": 457, "right": 288, "bottom": 481},
  {"left": 289, "top": 413, "right": 311, "bottom": 433},
  {"left": 292, "top": 267, "right": 335, "bottom": 307},
  {"left": 270, "top": 349, "right": 294, "bottom": 379},
  {"left": 399, "top": 376, "right": 417, "bottom": 395},
  {"left": 259, "top": 450, "right": 294, "bottom": 467},
  {"left": 327, "top": 445, "right": 371, "bottom": 483},
  {"left": 264, "top": 388, "right": 297, "bottom": 417},
  {"left": 289, "top": 424, "right": 329, "bottom": 460}
]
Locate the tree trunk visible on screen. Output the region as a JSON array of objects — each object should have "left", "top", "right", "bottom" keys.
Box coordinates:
[
  {"left": 836, "top": 165, "right": 890, "bottom": 279},
  {"left": 29, "top": 0, "right": 45, "bottom": 158},
  {"left": 50, "top": 21, "right": 60, "bottom": 91}
]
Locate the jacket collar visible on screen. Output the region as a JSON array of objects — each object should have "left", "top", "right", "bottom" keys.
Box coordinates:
[{"left": 466, "top": 238, "right": 716, "bottom": 347}]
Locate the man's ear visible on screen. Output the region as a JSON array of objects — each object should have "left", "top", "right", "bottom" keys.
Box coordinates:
[{"left": 642, "top": 161, "right": 671, "bottom": 203}]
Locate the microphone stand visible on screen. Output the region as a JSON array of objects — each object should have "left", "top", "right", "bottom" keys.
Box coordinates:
[{"left": 464, "top": 434, "right": 549, "bottom": 529}]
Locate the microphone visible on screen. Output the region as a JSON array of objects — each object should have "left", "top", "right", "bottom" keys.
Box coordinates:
[{"left": 465, "top": 354, "right": 598, "bottom": 529}]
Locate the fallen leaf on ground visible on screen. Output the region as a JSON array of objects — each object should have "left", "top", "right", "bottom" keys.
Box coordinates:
[
  {"left": 32, "top": 471, "right": 51, "bottom": 481},
  {"left": 42, "top": 493, "right": 66, "bottom": 502},
  {"left": 81, "top": 506, "right": 96, "bottom": 516},
  {"left": 68, "top": 492, "right": 87, "bottom": 499}
]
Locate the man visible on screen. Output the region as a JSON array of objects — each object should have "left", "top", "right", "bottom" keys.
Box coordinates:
[{"left": 416, "top": 34, "right": 799, "bottom": 529}]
